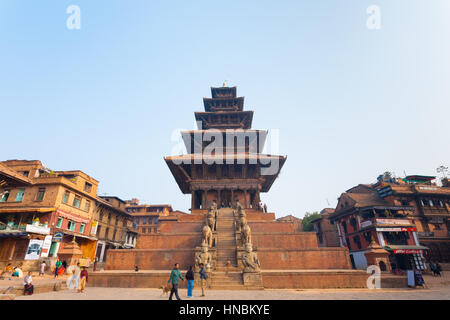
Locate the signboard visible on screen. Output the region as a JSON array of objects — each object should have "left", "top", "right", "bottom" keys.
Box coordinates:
[
  {"left": 376, "top": 227, "right": 416, "bottom": 232},
  {"left": 24, "top": 239, "right": 44, "bottom": 260},
  {"left": 394, "top": 249, "right": 423, "bottom": 254},
  {"left": 376, "top": 219, "right": 412, "bottom": 226},
  {"left": 90, "top": 220, "right": 98, "bottom": 236},
  {"left": 360, "top": 220, "right": 373, "bottom": 228},
  {"left": 25, "top": 224, "right": 50, "bottom": 235},
  {"left": 53, "top": 232, "right": 64, "bottom": 242},
  {"left": 40, "top": 235, "right": 53, "bottom": 258}
]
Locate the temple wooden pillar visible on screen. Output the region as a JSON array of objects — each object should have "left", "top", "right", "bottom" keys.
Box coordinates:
[
  {"left": 203, "top": 189, "right": 207, "bottom": 209},
  {"left": 244, "top": 189, "right": 248, "bottom": 208},
  {"left": 191, "top": 190, "right": 195, "bottom": 209}
]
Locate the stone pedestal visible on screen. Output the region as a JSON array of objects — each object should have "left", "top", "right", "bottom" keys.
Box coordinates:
[
  {"left": 243, "top": 272, "right": 262, "bottom": 287},
  {"left": 364, "top": 240, "right": 391, "bottom": 272}
]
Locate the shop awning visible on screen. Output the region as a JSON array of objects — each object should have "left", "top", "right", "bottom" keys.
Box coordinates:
[
  {"left": 384, "top": 245, "right": 429, "bottom": 254},
  {"left": 0, "top": 229, "right": 27, "bottom": 237},
  {"left": 63, "top": 230, "right": 97, "bottom": 241},
  {"left": 0, "top": 207, "right": 55, "bottom": 214}
]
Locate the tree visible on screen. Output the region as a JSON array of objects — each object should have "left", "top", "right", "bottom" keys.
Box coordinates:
[{"left": 302, "top": 212, "right": 321, "bottom": 232}]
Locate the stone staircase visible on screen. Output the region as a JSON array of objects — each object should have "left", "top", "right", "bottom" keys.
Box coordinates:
[{"left": 209, "top": 208, "right": 263, "bottom": 290}]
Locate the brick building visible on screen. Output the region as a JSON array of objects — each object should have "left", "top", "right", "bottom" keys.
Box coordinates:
[
  {"left": 94, "top": 196, "right": 138, "bottom": 264},
  {"left": 328, "top": 187, "right": 425, "bottom": 272},
  {"left": 125, "top": 200, "right": 173, "bottom": 235},
  {"left": 311, "top": 208, "right": 340, "bottom": 247},
  {"left": 0, "top": 160, "right": 99, "bottom": 269},
  {"left": 276, "top": 215, "right": 302, "bottom": 232},
  {"left": 372, "top": 175, "right": 450, "bottom": 262}
]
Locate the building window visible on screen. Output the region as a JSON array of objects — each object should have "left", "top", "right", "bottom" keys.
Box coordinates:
[
  {"left": 421, "top": 199, "right": 428, "bottom": 206},
  {"left": 342, "top": 221, "right": 348, "bottom": 234},
  {"left": 142, "top": 227, "right": 146, "bottom": 233},
  {"left": 73, "top": 196, "right": 81, "bottom": 208},
  {"left": 97, "top": 225, "right": 102, "bottom": 237},
  {"left": 439, "top": 200, "right": 444, "bottom": 207},
  {"left": 21, "top": 171, "right": 29, "bottom": 177},
  {"left": 84, "top": 182, "right": 92, "bottom": 193},
  {"left": 68, "top": 220, "right": 76, "bottom": 231},
  {"left": 84, "top": 200, "right": 90, "bottom": 212},
  {"left": 143, "top": 217, "right": 147, "bottom": 225},
  {"left": 115, "top": 217, "right": 119, "bottom": 226},
  {"left": 108, "top": 213, "right": 112, "bottom": 224},
  {"left": 154, "top": 227, "right": 157, "bottom": 233},
  {"left": 36, "top": 188, "right": 46, "bottom": 201},
  {"left": 429, "top": 200, "right": 434, "bottom": 207},
  {"left": 62, "top": 191, "right": 70, "bottom": 204},
  {"left": 79, "top": 223, "right": 86, "bottom": 233},
  {"left": 401, "top": 200, "right": 409, "bottom": 206},
  {"left": 56, "top": 217, "right": 63, "bottom": 228},
  {"left": 113, "top": 230, "right": 117, "bottom": 240},
  {"left": 353, "top": 236, "right": 362, "bottom": 250},
  {"left": 105, "top": 227, "right": 109, "bottom": 239},
  {"left": 15, "top": 189, "right": 25, "bottom": 202},
  {"left": 0, "top": 190, "right": 10, "bottom": 202}
]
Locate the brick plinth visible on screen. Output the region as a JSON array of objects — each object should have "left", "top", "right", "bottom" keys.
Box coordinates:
[
  {"left": 257, "top": 248, "right": 352, "bottom": 270},
  {"left": 262, "top": 270, "right": 368, "bottom": 289},
  {"left": 105, "top": 249, "right": 196, "bottom": 270}
]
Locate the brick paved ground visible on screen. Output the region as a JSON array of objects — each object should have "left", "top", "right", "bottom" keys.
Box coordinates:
[{"left": 15, "top": 274, "right": 450, "bottom": 300}]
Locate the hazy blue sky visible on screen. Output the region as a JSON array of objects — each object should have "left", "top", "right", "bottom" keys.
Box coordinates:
[{"left": 1, "top": 1, "right": 449, "bottom": 218}]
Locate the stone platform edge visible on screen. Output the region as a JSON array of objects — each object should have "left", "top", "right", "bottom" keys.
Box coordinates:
[{"left": 88, "top": 270, "right": 407, "bottom": 289}]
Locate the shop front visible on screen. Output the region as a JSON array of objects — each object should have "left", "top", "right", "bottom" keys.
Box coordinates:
[{"left": 385, "top": 246, "right": 428, "bottom": 271}]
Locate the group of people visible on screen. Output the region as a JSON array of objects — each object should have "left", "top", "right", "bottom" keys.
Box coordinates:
[
  {"left": 66, "top": 262, "right": 89, "bottom": 293},
  {"left": 1, "top": 263, "right": 23, "bottom": 279},
  {"left": 167, "top": 263, "right": 208, "bottom": 300},
  {"left": 53, "top": 258, "right": 67, "bottom": 277}
]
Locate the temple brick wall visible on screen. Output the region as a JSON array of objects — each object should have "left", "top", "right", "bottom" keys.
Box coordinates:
[
  {"left": 136, "top": 234, "right": 202, "bottom": 250},
  {"left": 105, "top": 249, "right": 195, "bottom": 270},
  {"left": 159, "top": 221, "right": 204, "bottom": 233},
  {"left": 252, "top": 232, "right": 318, "bottom": 249},
  {"left": 248, "top": 222, "right": 295, "bottom": 233},
  {"left": 257, "top": 248, "right": 352, "bottom": 270}
]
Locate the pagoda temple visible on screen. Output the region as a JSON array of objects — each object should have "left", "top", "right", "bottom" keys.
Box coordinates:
[
  {"left": 165, "top": 86, "right": 286, "bottom": 212},
  {"left": 91, "top": 85, "right": 377, "bottom": 290}
]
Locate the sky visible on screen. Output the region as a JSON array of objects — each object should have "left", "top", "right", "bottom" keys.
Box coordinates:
[{"left": 1, "top": 0, "right": 449, "bottom": 218}]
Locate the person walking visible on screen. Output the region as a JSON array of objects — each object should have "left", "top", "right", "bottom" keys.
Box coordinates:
[
  {"left": 168, "top": 263, "right": 184, "bottom": 300},
  {"left": 67, "top": 262, "right": 81, "bottom": 291},
  {"left": 199, "top": 263, "right": 208, "bottom": 297},
  {"left": 54, "top": 258, "right": 62, "bottom": 278},
  {"left": 23, "top": 272, "right": 34, "bottom": 295},
  {"left": 78, "top": 266, "right": 88, "bottom": 293},
  {"left": 185, "top": 265, "right": 194, "bottom": 298},
  {"left": 39, "top": 261, "right": 46, "bottom": 276}
]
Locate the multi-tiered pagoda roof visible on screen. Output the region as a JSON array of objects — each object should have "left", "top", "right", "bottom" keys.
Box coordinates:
[{"left": 165, "top": 86, "right": 286, "bottom": 211}]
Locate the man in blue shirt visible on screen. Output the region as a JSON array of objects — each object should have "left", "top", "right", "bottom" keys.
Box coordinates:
[{"left": 168, "top": 263, "right": 184, "bottom": 300}]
